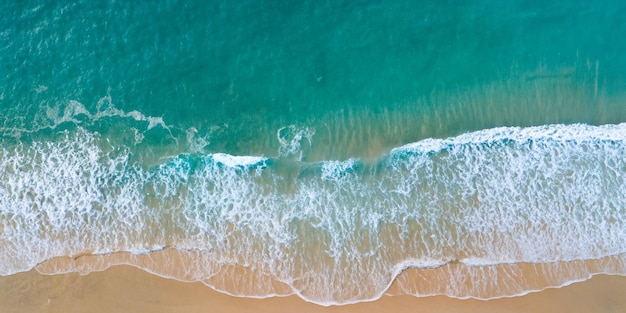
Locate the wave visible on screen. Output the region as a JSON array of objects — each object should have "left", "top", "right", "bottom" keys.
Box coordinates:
[{"left": 0, "top": 123, "right": 625, "bottom": 304}]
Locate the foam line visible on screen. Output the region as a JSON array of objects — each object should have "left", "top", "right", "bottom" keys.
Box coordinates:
[{"left": 0, "top": 123, "right": 625, "bottom": 304}]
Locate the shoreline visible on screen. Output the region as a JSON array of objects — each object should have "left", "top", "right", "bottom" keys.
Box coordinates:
[
  {"left": 26, "top": 249, "right": 626, "bottom": 305},
  {"left": 1, "top": 265, "right": 625, "bottom": 313}
]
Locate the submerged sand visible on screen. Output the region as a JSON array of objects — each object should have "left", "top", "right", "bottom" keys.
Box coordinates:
[{"left": 0, "top": 266, "right": 624, "bottom": 313}]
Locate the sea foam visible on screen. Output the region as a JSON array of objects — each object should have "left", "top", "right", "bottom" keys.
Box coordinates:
[{"left": 0, "top": 123, "right": 625, "bottom": 304}]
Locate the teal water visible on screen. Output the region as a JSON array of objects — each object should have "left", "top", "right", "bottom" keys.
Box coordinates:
[{"left": 1, "top": 0, "right": 626, "bottom": 305}]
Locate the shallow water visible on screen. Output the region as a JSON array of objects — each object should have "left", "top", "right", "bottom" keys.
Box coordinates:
[{"left": 1, "top": 0, "right": 625, "bottom": 305}]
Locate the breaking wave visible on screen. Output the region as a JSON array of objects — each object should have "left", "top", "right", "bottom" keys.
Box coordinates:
[{"left": 0, "top": 122, "right": 625, "bottom": 305}]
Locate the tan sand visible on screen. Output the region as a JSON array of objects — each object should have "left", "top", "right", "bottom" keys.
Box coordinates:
[{"left": 0, "top": 266, "right": 625, "bottom": 313}]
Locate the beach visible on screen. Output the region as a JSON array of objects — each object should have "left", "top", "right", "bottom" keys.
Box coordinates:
[{"left": 1, "top": 266, "right": 625, "bottom": 313}]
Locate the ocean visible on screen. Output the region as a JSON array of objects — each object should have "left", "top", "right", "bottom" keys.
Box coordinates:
[{"left": 1, "top": 0, "right": 625, "bottom": 306}]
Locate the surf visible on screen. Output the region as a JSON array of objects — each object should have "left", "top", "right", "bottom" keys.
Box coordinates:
[{"left": 0, "top": 123, "right": 624, "bottom": 304}]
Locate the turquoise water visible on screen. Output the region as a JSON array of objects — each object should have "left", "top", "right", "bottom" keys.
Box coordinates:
[{"left": 1, "top": 0, "right": 626, "bottom": 305}]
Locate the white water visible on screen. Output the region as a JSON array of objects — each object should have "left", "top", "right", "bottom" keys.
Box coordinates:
[{"left": 0, "top": 123, "right": 625, "bottom": 304}]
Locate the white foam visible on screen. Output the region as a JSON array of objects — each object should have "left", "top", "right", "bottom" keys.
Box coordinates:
[
  {"left": 277, "top": 125, "right": 315, "bottom": 159},
  {"left": 211, "top": 153, "right": 267, "bottom": 168},
  {"left": 320, "top": 158, "right": 359, "bottom": 181},
  {"left": 0, "top": 93, "right": 174, "bottom": 144},
  {"left": 0, "top": 123, "right": 625, "bottom": 304},
  {"left": 394, "top": 123, "right": 626, "bottom": 155},
  {"left": 0, "top": 129, "right": 148, "bottom": 275}
]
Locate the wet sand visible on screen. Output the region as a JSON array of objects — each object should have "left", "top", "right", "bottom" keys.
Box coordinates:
[{"left": 0, "top": 266, "right": 624, "bottom": 313}]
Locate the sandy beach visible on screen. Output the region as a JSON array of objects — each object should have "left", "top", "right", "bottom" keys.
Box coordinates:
[{"left": 1, "top": 265, "right": 624, "bottom": 313}]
